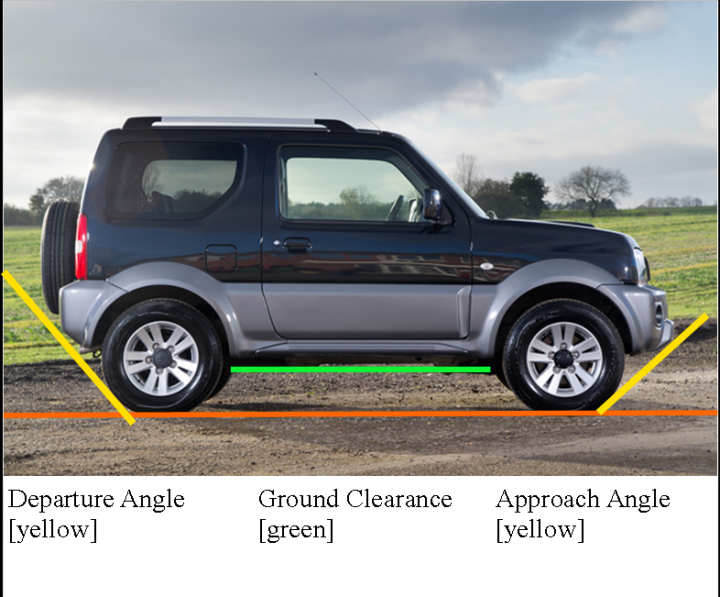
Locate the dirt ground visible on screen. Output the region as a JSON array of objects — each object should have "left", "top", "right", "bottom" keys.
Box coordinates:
[{"left": 4, "top": 319, "right": 717, "bottom": 476}]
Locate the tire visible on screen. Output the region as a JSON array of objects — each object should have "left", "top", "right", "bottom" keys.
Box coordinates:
[
  {"left": 502, "top": 299, "right": 624, "bottom": 410},
  {"left": 494, "top": 365, "right": 509, "bottom": 389},
  {"left": 207, "top": 362, "right": 232, "bottom": 400},
  {"left": 41, "top": 201, "right": 79, "bottom": 314},
  {"left": 102, "top": 299, "right": 225, "bottom": 411}
]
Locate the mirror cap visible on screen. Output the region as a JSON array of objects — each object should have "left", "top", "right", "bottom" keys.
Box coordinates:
[{"left": 423, "top": 188, "right": 443, "bottom": 221}]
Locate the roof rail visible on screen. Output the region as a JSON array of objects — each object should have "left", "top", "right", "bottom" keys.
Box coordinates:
[{"left": 122, "top": 116, "right": 356, "bottom": 132}]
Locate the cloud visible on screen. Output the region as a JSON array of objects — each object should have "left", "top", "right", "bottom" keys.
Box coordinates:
[
  {"left": 612, "top": 3, "right": 668, "bottom": 34},
  {"left": 3, "top": 96, "right": 118, "bottom": 204},
  {"left": 4, "top": 2, "right": 664, "bottom": 118},
  {"left": 695, "top": 88, "right": 718, "bottom": 132},
  {"left": 385, "top": 96, "right": 717, "bottom": 209},
  {"left": 4, "top": 2, "right": 708, "bottom": 209},
  {"left": 516, "top": 74, "right": 597, "bottom": 104}
]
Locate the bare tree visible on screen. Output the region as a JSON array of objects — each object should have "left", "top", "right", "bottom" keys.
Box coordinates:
[
  {"left": 681, "top": 196, "right": 703, "bottom": 207},
  {"left": 452, "top": 153, "right": 483, "bottom": 198},
  {"left": 555, "top": 166, "right": 630, "bottom": 218}
]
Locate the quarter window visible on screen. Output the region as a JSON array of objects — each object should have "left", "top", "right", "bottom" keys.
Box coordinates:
[
  {"left": 279, "top": 146, "right": 429, "bottom": 222},
  {"left": 107, "top": 142, "right": 243, "bottom": 219}
]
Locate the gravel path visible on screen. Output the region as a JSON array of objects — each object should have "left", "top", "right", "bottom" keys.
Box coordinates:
[{"left": 4, "top": 320, "right": 717, "bottom": 476}]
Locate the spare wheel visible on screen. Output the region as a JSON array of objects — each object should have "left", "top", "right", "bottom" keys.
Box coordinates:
[{"left": 41, "top": 200, "right": 80, "bottom": 314}]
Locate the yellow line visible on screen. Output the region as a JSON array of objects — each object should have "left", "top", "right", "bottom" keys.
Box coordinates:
[
  {"left": 597, "top": 313, "right": 709, "bottom": 414},
  {"left": 2, "top": 270, "right": 135, "bottom": 425}
]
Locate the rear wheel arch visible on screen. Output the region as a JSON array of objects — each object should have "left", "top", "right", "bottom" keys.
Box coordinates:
[{"left": 91, "top": 285, "right": 229, "bottom": 353}]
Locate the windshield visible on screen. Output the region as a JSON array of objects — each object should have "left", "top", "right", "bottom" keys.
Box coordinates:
[{"left": 404, "top": 138, "right": 487, "bottom": 218}]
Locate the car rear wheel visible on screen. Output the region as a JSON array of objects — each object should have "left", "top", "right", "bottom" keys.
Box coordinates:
[
  {"left": 502, "top": 299, "right": 624, "bottom": 410},
  {"left": 41, "top": 201, "right": 79, "bottom": 314},
  {"left": 102, "top": 299, "right": 225, "bottom": 411}
]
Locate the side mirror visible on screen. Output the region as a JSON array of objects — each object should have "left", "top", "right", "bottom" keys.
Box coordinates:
[{"left": 423, "top": 188, "right": 443, "bottom": 221}]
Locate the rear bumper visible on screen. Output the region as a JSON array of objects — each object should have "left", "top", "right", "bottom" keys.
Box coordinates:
[{"left": 59, "top": 280, "right": 127, "bottom": 352}]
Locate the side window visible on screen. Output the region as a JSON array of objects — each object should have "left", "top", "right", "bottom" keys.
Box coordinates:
[
  {"left": 279, "top": 146, "right": 429, "bottom": 222},
  {"left": 107, "top": 142, "right": 243, "bottom": 219}
]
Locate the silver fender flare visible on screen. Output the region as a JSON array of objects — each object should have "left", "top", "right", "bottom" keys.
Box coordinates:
[
  {"left": 102, "top": 263, "right": 279, "bottom": 355},
  {"left": 465, "top": 259, "right": 637, "bottom": 358}
]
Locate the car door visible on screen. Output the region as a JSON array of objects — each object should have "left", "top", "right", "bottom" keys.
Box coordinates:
[{"left": 261, "top": 136, "right": 472, "bottom": 340}]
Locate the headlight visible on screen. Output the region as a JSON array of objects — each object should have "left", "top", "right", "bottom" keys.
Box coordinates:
[{"left": 633, "top": 248, "right": 649, "bottom": 286}]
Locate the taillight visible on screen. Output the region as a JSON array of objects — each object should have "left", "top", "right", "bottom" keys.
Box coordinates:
[{"left": 75, "top": 213, "right": 88, "bottom": 280}]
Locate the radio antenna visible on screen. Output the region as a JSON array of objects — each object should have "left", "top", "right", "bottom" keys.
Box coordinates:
[{"left": 314, "top": 72, "right": 381, "bottom": 131}]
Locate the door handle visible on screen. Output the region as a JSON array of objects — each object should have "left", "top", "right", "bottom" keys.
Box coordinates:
[{"left": 282, "top": 237, "right": 312, "bottom": 252}]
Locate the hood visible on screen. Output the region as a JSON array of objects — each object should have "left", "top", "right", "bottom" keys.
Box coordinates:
[{"left": 470, "top": 217, "right": 636, "bottom": 284}]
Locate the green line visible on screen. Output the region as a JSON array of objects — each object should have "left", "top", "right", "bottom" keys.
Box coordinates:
[{"left": 231, "top": 366, "right": 492, "bottom": 373}]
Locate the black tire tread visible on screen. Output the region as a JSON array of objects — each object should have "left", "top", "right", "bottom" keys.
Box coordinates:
[
  {"left": 41, "top": 201, "right": 79, "bottom": 314},
  {"left": 207, "top": 362, "right": 232, "bottom": 400}
]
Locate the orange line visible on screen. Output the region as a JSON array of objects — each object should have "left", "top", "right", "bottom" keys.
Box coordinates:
[{"left": 4, "top": 410, "right": 717, "bottom": 419}]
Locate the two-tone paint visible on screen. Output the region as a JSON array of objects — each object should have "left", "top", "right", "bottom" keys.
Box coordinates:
[{"left": 60, "top": 122, "right": 673, "bottom": 364}]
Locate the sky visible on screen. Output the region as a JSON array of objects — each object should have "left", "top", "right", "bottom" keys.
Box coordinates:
[{"left": 4, "top": 1, "right": 718, "bottom": 210}]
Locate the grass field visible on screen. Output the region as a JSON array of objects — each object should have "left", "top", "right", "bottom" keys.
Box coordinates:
[
  {"left": 3, "top": 226, "right": 97, "bottom": 365},
  {"left": 3, "top": 207, "right": 717, "bottom": 364},
  {"left": 543, "top": 207, "right": 717, "bottom": 320}
]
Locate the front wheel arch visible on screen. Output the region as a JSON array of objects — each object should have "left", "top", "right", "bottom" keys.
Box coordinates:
[{"left": 493, "top": 282, "right": 632, "bottom": 365}]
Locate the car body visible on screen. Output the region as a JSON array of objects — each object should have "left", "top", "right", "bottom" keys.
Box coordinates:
[{"left": 42, "top": 116, "right": 674, "bottom": 411}]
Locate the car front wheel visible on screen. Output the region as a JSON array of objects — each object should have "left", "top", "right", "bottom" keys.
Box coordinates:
[
  {"left": 502, "top": 299, "right": 624, "bottom": 410},
  {"left": 102, "top": 299, "right": 225, "bottom": 411}
]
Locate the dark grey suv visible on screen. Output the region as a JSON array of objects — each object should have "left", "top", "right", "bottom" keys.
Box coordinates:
[{"left": 41, "top": 116, "right": 674, "bottom": 412}]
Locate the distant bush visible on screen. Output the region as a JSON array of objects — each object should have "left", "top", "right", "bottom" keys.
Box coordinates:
[
  {"left": 640, "top": 196, "right": 703, "bottom": 208},
  {"left": 4, "top": 203, "right": 38, "bottom": 226},
  {"left": 547, "top": 198, "right": 617, "bottom": 212},
  {"left": 540, "top": 205, "right": 716, "bottom": 220}
]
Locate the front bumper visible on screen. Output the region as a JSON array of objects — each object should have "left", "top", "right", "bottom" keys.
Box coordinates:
[
  {"left": 599, "top": 283, "right": 674, "bottom": 354},
  {"left": 658, "top": 317, "right": 674, "bottom": 349}
]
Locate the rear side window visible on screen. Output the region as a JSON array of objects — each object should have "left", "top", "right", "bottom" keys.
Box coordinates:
[{"left": 107, "top": 142, "right": 243, "bottom": 219}]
